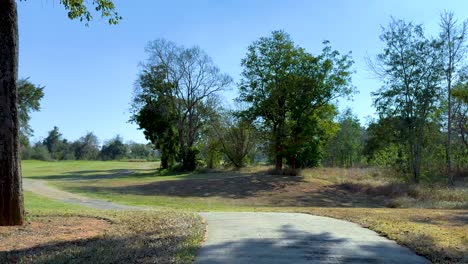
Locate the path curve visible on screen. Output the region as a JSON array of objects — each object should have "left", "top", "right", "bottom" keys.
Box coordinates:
[
  {"left": 23, "top": 178, "right": 142, "bottom": 210},
  {"left": 196, "top": 212, "right": 429, "bottom": 264},
  {"left": 24, "top": 179, "right": 429, "bottom": 263}
]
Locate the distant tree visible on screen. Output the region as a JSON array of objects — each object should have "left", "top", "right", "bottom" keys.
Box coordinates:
[
  {"left": 238, "top": 30, "right": 354, "bottom": 172},
  {"left": 368, "top": 18, "right": 444, "bottom": 183},
  {"left": 29, "top": 142, "right": 52, "bottom": 161},
  {"left": 131, "top": 40, "right": 231, "bottom": 170},
  {"left": 214, "top": 113, "right": 257, "bottom": 168},
  {"left": 325, "top": 109, "right": 364, "bottom": 167},
  {"left": 439, "top": 11, "right": 468, "bottom": 185},
  {"left": 73, "top": 132, "right": 100, "bottom": 160},
  {"left": 101, "top": 135, "right": 128, "bottom": 161},
  {"left": 43, "top": 126, "right": 64, "bottom": 160},
  {"left": 128, "top": 142, "right": 154, "bottom": 160},
  {"left": 364, "top": 117, "right": 406, "bottom": 162},
  {"left": 17, "top": 78, "right": 44, "bottom": 148},
  {"left": 1, "top": 0, "right": 120, "bottom": 225}
]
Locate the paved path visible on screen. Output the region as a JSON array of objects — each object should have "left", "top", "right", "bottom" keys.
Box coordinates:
[
  {"left": 23, "top": 178, "right": 141, "bottom": 210},
  {"left": 196, "top": 212, "right": 429, "bottom": 264}
]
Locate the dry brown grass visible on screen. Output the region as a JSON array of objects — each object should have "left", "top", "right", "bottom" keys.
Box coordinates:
[
  {"left": 289, "top": 208, "right": 468, "bottom": 264},
  {"left": 299, "top": 167, "right": 468, "bottom": 209},
  {"left": 0, "top": 211, "right": 204, "bottom": 264}
]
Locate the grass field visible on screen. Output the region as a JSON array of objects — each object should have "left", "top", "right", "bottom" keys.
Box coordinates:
[{"left": 17, "top": 160, "right": 468, "bottom": 263}]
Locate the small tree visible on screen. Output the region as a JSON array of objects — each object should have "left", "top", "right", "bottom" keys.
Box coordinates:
[
  {"left": 368, "top": 18, "right": 444, "bottom": 183},
  {"left": 439, "top": 11, "right": 468, "bottom": 185},
  {"left": 73, "top": 132, "right": 100, "bottom": 160},
  {"left": 215, "top": 115, "right": 257, "bottom": 168},
  {"left": 101, "top": 136, "right": 128, "bottom": 161},
  {"left": 325, "top": 109, "right": 364, "bottom": 167}
]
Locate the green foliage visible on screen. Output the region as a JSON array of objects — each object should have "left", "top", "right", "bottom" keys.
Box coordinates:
[
  {"left": 17, "top": 78, "right": 44, "bottom": 147},
  {"left": 42, "top": 126, "right": 75, "bottom": 160},
  {"left": 369, "top": 18, "right": 445, "bottom": 183},
  {"left": 325, "top": 109, "right": 364, "bottom": 167},
  {"left": 57, "top": 0, "right": 121, "bottom": 25},
  {"left": 238, "top": 30, "right": 354, "bottom": 170},
  {"left": 290, "top": 104, "right": 339, "bottom": 168},
  {"left": 131, "top": 39, "right": 231, "bottom": 171},
  {"left": 29, "top": 143, "right": 52, "bottom": 161},
  {"left": 100, "top": 135, "right": 127, "bottom": 161},
  {"left": 131, "top": 65, "right": 179, "bottom": 168},
  {"left": 73, "top": 132, "right": 100, "bottom": 160},
  {"left": 128, "top": 142, "right": 155, "bottom": 160}
]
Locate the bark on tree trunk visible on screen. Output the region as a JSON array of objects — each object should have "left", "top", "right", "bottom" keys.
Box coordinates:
[{"left": 0, "top": 0, "right": 24, "bottom": 226}]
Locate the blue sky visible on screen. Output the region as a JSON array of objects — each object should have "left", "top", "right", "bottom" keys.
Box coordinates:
[{"left": 18, "top": 0, "right": 468, "bottom": 144}]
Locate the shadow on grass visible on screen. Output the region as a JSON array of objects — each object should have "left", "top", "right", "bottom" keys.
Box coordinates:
[
  {"left": 0, "top": 231, "right": 196, "bottom": 264},
  {"left": 63, "top": 173, "right": 386, "bottom": 208},
  {"left": 30, "top": 169, "right": 157, "bottom": 181},
  {"left": 409, "top": 211, "right": 468, "bottom": 227},
  {"left": 68, "top": 174, "right": 304, "bottom": 199},
  {"left": 197, "top": 224, "right": 427, "bottom": 263}
]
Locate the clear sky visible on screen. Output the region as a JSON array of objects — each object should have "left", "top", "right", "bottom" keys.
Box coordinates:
[{"left": 18, "top": 0, "right": 468, "bottom": 144}]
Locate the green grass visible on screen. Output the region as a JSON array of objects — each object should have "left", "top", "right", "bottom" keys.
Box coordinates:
[{"left": 19, "top": 160, "right": 468, "bottom": 264}]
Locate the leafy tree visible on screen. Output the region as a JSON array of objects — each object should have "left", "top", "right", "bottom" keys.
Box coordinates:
[
  {"left": 289, "top": 104, "right": 339, "bottom": 168},
  {"left": 325, "top": 109, "right": 364, "bottom": 167},
  {"left": 73, "top": 132, "right": 100, "bottom": 160},
  {"left": 368, "top": 18, "right": 444, "bottom": 183},
  {"left": 43, "top": 126, "right": 64, "bottom": 160},
  {"left": 452, "top": 79, "right": 468, "bottom": 147},
  {"left": 214, "top": 113, "right": 257, "bottom": 168},
  {"left": 29, "top": 142, "right": 52, "bottom": 161},
  {"left": 131, "top": 40, "right": 231, "bottom": 170},
  {"left": 127, "top": 142, "right": 154, "bottom": 160},
  {"left": 17, "top": 78, "right": 44, "bottom": 148},
  {"left": 238, "top": 30, "right": 354, "bottom": 172},
  {"left": 131, "top": 65, "right": 179, "bottom": 168},
  {"left": 101, "top": 135, "right": 127, "bottom": 161},
  {"left": 0, "top": 0, "right": 120, "bottom": 225},
  {"left": 364, "top": 117, "right": 406, "bottom": 164},
  {"left": 439, "top": 11, "right": 468, "bottom": 185}
]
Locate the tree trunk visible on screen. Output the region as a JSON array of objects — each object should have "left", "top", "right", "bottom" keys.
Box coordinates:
[
  {"left": 274, "top": 129, "right": 283, "bottom": 173},
  {"left": 0, "top": 0, "right": 24, "bottom": 226},
  {"left": 447, "top": 81, "right": 454, "bottom": 186}
]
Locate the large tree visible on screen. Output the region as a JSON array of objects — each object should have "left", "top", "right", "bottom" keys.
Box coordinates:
[
  {"left": 0, "top": 0, "right": 120, "bottom": 225},
  {"left": 238, "top": 30, "right": 354, "bottom": 172},
  {"left": 439, "top": 11, "right": 468, "bottom": 185},
  {"left": 131, "top": 39, "right": 232, "bottom": 171},
  {"left": 369, "top": 18, "right": 444, "bottom": 183}
]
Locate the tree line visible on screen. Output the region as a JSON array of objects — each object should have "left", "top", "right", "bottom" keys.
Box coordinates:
[
  {"left": 21, "top": 127, "right": 156, "bottom": 161},
  {"left": 131, "top": 12, "right": 467, "bottom": 184}
]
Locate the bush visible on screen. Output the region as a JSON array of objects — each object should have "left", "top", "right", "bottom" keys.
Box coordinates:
[{"left": 30, "top": 144, "right": 52, "bottom": 161}]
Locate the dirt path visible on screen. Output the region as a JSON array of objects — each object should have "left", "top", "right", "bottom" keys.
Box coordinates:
[{"left": 23, "top": 178, "right": 141, "bottom": 210}]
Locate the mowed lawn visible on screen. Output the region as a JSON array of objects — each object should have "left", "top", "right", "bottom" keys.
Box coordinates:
[{"left": 21, "top": 160, "right": 468, "bottom": 263}]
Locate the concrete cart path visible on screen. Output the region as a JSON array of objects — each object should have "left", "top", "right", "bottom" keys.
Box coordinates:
[
  {"left": 196, "top": 212, "right": 429, "bottom": 264},
  {"left": 23, "top": 178, "right": 142, "bottom": 210}
]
